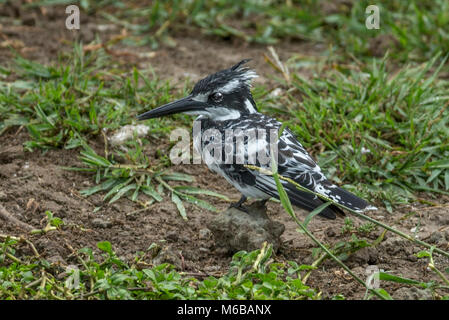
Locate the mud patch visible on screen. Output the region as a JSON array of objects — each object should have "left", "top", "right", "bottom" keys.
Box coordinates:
[{"left": 1, "top": 130, "right": 448, "bottom": 299}]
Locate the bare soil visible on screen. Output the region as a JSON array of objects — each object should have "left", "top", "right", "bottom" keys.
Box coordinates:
[{"left": 0, "top": 2, "right": 448, "bottom": 299}]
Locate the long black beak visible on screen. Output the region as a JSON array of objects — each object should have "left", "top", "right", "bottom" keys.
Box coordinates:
[{"left": 137, "top": 95, "right": 207, "bottom": 120}]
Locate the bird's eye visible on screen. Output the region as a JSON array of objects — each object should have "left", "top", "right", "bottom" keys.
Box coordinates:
[{"left": 210, "top": 92, "right": 223, "bottom": 102}]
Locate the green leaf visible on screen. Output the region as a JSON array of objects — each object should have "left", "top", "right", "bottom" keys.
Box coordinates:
[
  {"left": 179, "top": 193, "right": 218, "bottom": 212},
  {"left": 379, "top": 272, "right": 425, "bottom": 286},
  {"left": 162, "top": 173, "right": 194, "bottom": 182},
  {"left": 97, "top": 241, "right": 113, "bottom": 255},
  {"left": 373, "top": 288, "right": 393, "bottom": 300},
  {"left": 428, "top": 159, "right": 449, "bottom": 169},
  {"left": 108, "top": 183, "right": 137, "bottom": 204},
  {"left": 416, "top": 250, "right": 431, "bottom": 258},
  {"left": 173, "top": 186, "right": 230, "bottom": 201},
  {"left": 304, "top": 202, "right": 332, "bottom": 228},
  {"left": 80, "top": 150, "right": 112, "bottom": 168},
  {"left": 141, "top": 185, "right": 163, "bottom": 202},
  {"left": 103, "top": 178, "right": 133, "bottom": 201},
  {"left": 444, "top": 170, "right": 449, "bottom": 190},
  {"left": 80, "top": 179, "right": 117, "bottom": 196},
  {"left": 172, "top": 192, "right": 187, "bottom": 220}
]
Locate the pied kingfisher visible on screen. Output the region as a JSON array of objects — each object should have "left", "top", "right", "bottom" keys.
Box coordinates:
[{"left": 137, "top": 60, "right": 376, "bottom": 219}]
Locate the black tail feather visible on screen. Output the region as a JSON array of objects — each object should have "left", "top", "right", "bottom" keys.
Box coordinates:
[
  {"left": 282, "top": 184, "right": 340, "bottom": 219},
  {"left": 256, "top": 180, "right": 341, "bottom": 219},
  {"left": 319, "top": 181, "right": 371, "bottom": 212}
]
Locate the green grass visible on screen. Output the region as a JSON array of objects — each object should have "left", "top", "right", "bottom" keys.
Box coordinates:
[
  {"left": 0, "top": 238, "right": 319, "bottom": 300},
  {"left": 1, "top": 45, "right": 179, "bottom": 149},
  {"left": 33, "top": 0, "right": 449, "bottom": 66},
  {"left": 1, "top": 46, "right": 222, "bottom": 219},
  {"left": 1, "top": 43, "right": 448, "bottom": 212},
  {"left": 261, "top": 53, "right": 449, "bottom": 210}
]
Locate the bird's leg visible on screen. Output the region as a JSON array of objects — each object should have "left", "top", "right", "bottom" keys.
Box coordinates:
[{"left": 229, "top": 195, "right": 248, "bottom": 213}]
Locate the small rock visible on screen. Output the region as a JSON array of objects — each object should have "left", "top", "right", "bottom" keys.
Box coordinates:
[
  {"left": 166, "top": 231, "right": 179, "bottom": 242},
  {"left": 152, "top": 245, "right": 182, "bottom": 269},
  {"left": 380, "top": 237, "right": 411, "bottom": 256},
  {"left": 207, "top": 202, "right": 285, "bottom": 253},
  {"left": 47, "top": 255, "right": 67, "bottom": 265},
  {"left": 428, "top": 231, "right": 443, "bottom": 244},
  {"left": 393, "top": 287, "right": 433, "bottom": 300},
  {"left": 0, "top": 190, "right": 7, "bottom": 201},
  {"left": 199, "top": 228, "right": 212, "bottom": 240},
  {"left": 349, "top": 247, "right": 378, "bottom": 265},
  {"left": 443, "top": 229, "right": 449, "bottom": 240},
  {"left": 325, "top": 227, "right": 336, "bottom": 237},
  {"left": 199, "top": 247, "right": 210, "bottom": 253},
  {"left": 179, "top": 236, "right": 189, "bottom": 243},
  {"left": 109, "top": 125, "right": 149, "bottom": 146},
  {"left": 269, "top": 88, "right": 283, "bottom": 98},
  {"left": 92, "top": 218, "right": 112, "bottom": 229},
  {"left": 204, "top": 265, "right": 220, "bottom": 272}
]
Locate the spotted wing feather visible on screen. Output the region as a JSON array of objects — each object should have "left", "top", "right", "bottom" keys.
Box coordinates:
[{"left": 199, "top": 113, "right": 374, "bottom": 219}]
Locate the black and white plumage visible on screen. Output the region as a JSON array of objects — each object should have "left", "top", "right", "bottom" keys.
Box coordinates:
[{"left": 138, "top": 60, "right": 377, "bottom": 219}]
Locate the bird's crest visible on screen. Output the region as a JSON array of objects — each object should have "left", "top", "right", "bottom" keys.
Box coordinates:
[{"left": 192, "top": 59, "right": 258, "bottom": 95}]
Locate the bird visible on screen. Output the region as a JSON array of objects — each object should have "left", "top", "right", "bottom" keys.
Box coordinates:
[{"left": 137, "top": 59, "right": 377, "bottom": 219}]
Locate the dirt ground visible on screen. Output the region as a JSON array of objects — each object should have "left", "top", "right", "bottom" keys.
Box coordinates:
[{"left": 1, "top": 2, "right": 448, "bottom": 299}]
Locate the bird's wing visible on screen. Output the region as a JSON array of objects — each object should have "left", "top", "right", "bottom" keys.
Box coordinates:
[
  {"left": 251, "top": 171, "right": 342, "bottom": 219},
  {"left": 275, "top": 128, "right": 372, "bottom": 212},
  {"left": 209, "top": 114, "right": 374, "bottom": 214},
  {"left": 244, "top": 119, "right": 373, "bottom": 214}
]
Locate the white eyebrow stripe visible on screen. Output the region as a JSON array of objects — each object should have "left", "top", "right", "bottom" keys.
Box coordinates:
[{"left": 219, "top": 79, "right": 240, "bottom": 93}]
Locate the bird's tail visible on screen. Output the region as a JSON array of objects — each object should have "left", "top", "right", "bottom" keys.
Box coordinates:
[
  {"left": 280, "top": 184, "right": 340, "bottom": 219},
  {"left": 254, "top": 176, "right": 376, "bottom": 220},
  {"left": 283, "top": 181, "right": 377, "bottom": 220},
  {"left": 314, "top": 181, "right": 378, "bottom": 214}
]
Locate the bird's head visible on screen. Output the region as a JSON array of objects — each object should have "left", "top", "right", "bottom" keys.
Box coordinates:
[{"left": 137, "top": 59, "right": 258, "bottom": 122}]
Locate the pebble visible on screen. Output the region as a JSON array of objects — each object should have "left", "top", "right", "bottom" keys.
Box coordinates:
[
  {"left": 166, "top": 231, "right": 179, "bottom": 242},
  {"left": 428, "top": 231, "right": 443, "bottom": 244},
  {"left": 92, "top": 218, "right": 112, "bottom": 229},
  {"left": 208, "top": 203, "right": 285, "bottom": 253},
  {"left": 325, "top": 227, "right": 336, "bottom": 237},
  {"left": 199, "top": 228, "right": 212, "bottom": 240},
  {"left": 199, "top": 247, "right": 210, "bottom": 253}
]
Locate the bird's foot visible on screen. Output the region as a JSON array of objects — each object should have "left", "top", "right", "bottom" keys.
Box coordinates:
[{"left": 229, "top": 195, "right": 248, "bottom": 213}]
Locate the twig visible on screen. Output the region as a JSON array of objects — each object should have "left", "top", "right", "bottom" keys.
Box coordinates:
[
  {"left": 0, "top": 204, "right": 34, "bottom": 231},
  {"left": 0, "top": 233, "right": 40, "bottom": 258},
  {"left": 265, "top": 46, "right": 290, "bottom": 84},
  {"left": 302, "top": 252, "right": 326, "bottom": 284},
  {"left": 428, "top": 247, "right": 449, "bottom": 287},
  {"left": 24, "top": 238, "right": 40, "bottom": 258}
]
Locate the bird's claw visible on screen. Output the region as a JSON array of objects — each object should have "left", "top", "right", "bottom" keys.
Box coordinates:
[
  {"left": 229, "top": 202, "right": 249, "bottom": 213},
  {"left": 229, "top": 195, "right": 248, "bottom": 213}
]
